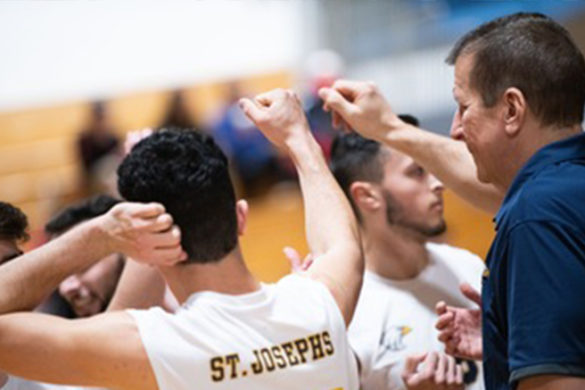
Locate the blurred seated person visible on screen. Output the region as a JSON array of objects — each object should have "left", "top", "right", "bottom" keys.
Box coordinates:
[
  {"left": 38, "top": 195, "right": 125, "bottom": 318},
  {"left": 77, "top": 101, "right": 121, "bottom": 195}
]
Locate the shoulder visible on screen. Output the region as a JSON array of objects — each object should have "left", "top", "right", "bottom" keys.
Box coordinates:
[
  {"left": 275, "top": 273, "right": 339, "bottom": 306},
  {"left": 508, "top": 163, "right": 585, "bottom": 229},
  {"left": 427, "top": 242, "right": 484, "bottom": 269},
  {"left": 426, "top": 242, "right": 485, "bottom": 288}
]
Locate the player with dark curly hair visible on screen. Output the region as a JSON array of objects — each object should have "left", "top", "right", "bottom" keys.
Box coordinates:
[{"left": 0, "top": 89, "right": 364, "bottom": 390}]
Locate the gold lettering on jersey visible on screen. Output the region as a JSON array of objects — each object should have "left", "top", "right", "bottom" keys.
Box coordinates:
[{"left": 209, "top": 331, "right": 336, "bottom": 382}]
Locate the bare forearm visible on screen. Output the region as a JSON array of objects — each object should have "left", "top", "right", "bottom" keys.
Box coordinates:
[
  {"left": 0, "top": 219, "right": 108, "bottom": 314},
  {"left": 383, "top": 124, "right": 504, "bottom": 214},
  {"left": 285, "top": 132, "right": 360, "bottom": 257},
  {"left": 107, "top": 260, "right": 168, "bottom": 311}
]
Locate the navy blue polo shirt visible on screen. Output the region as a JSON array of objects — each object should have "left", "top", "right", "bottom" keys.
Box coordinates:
[{"left": 483, "top": 132, "right": 585, "bottom": 390}]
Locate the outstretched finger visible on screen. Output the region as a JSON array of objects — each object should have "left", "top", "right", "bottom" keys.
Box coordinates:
[
  {"left": 436, "top": 310, "right": 454, "bottom": 330},
  {"left": 435, "top": 353, "right": 447, "bottom": 384},
  {"left": 446, "top": 355, "right": 456, "bottom": 385},
  {"left": 460, "top": 283, "right": 482, "bottom": 306},
  {"left": 422, "top": 351, "right": 439, "bottom": 378},
  {"left": 239, "top": 97, "right": 266, "bottom": 124},
  {"left": 435, "top": 300, "right": 448, "bottom": 315},
  {"left": 402, "top": 352, "right": 427, "bottom": 379},
  {"left": 455, "top": 363, "right": 464, "bottom": 385}
]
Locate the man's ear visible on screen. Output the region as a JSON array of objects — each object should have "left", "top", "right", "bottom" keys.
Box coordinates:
[
  {"left": 236, "top": 199, "right": 249, "bottom": 236},
  {"left": 501, "top": 87, "right": 527, "bottom": 137},
  {"left": 349, "top": 181, "right": 382, "bottom": 214}
]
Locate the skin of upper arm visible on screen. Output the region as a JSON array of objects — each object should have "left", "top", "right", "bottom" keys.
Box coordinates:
[
  {"left": 0, "top": 311, "right": 157, "bottom": 390},
  {"left": 518, "top": 375, "right": 585, "bottom": 390},
  {"left": 304, "top": 244, "right": 364, "bottom": 327}
]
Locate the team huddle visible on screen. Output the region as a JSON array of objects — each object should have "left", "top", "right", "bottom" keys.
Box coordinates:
[{"left": 1, "top": 12, "right": 585, "bottom": 390}]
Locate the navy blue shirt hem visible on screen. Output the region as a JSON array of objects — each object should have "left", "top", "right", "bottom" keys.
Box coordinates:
[{"left": 510, "top": 363, "right": 585, "bottom": 384}]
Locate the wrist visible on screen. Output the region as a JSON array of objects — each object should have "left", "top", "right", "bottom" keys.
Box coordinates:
[
  {"left": 85, "top": 214, "right": 114, "bottom": 259},
  {"left": 283, "top": 126, "right": 320, "bottom": 158}
]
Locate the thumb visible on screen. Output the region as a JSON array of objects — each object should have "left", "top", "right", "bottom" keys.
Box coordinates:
[
  {"left": 460, "top": 282, "right": 481, "bottom": 306},
  {"left": 239, "top": 97, "right": 265, "bottom": 124},
  {"left": 318, "top": 87, "right": 356, "bottom": 121},
  {"left": 402, "top": 352, "right": 428, "bottom": 376}
]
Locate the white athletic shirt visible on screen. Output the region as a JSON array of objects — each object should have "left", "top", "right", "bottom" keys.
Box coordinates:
[
  {"left": 128, "top": 273, "right": 359, "bottom": 390},
  {"left": 348, "top": 243, "right": 486, "bottom": 390}
]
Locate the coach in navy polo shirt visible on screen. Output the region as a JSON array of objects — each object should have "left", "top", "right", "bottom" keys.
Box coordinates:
[
  {"left": 483, "top": 133, "right": 585, "bottom": 389},
  {"left": 318, "top": 12, "right": 585, "bottom": 390}
]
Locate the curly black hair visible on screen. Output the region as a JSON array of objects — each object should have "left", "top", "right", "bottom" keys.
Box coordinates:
[
  {"left": 45, "top": 194, "right": 121, "bottom": 236},
  {"left": 0, "top": 201, "right": 29, "bottom": 242},
  {"left": 117, "top": 128, "right": 237, "bottom": 263}
]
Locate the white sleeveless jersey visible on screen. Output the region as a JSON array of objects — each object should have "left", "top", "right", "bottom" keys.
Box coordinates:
[
  {"left": 348, "top": 243, "right": 486, "bottom": 390},
  {"left": 128, "top": 274, "right": 359, "bottom": 390}
]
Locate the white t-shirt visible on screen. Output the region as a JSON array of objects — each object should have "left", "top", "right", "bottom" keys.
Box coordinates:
[
  {"left": 348, "top": 243, "right": 486, "bottom": 390},
  {"left": 129, "top": 274, "right": 359, "bottom": 390}
]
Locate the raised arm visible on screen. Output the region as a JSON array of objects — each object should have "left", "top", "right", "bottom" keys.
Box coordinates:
[
  {"left": 107, "top": 259, "right": 178, "bottom": 312},
  {"left": 240, "top": 89, "right": 363, "bottom": 326},
  {"left": 0, "top": 202, "right": 184, "bottom": 314},
  {"left": 319, "top": 80, "right": 504, "bottom": 214},
  {"left": 0, "top": 311, "right": 156, "bottom": 390}
]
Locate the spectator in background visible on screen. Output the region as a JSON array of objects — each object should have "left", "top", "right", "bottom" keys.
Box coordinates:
[
  {"left": 77, "top": 101, "right": 121, "bottom": 196},
  {"left": 159, "top": 89, "right": 201, "bottom": 130},
  {"left": 302, "top": 49, "right": 345, "bottom": 159},
  {"left": 212, "top": 82, "right": 280, "bottom": 197},
  {"left": 38, "top": 195, "right": 125, "bottom": 318}
]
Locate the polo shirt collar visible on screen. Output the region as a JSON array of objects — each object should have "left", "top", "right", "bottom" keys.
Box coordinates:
[{"left": 494, "top": 131, "right": 585, "bottom": 229}]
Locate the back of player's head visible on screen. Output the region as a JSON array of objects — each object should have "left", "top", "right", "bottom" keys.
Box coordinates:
[
  {"left": 447, "top": 12, "right": 585, "bottom": 127},
  {"left": 330, "top": 115, "right": 419, "bottom": 220},
  {"left": 117, "top": 128, "right": 237, "bottom": 264},
  {"left": 0, "top": 201, "right": 29, "bottom": 242},
  {"left": 45, "top": 195, "right": 120, "bottom": 236}
]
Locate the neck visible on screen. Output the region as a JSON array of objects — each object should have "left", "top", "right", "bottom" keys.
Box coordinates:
[
  {"left": 362, "top": 222, "right": 430, "bottom": 280},
  {"left": 499, "top": 123, "right": 582, "bottom": 190},
  {"left": 158, "top": 246, "right": 260, "bottom": 304}
]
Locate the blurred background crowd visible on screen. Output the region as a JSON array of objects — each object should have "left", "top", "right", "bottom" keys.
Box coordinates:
[{"left": 1, "top": 0, "right": 584, "bottom": 285}]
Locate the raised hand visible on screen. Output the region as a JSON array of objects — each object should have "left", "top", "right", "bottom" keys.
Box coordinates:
[
  {"left": 282, "top": 246, "right": 314, "bottom": 273},
  {"left": 401, "top": 351, "right": 464, "bottom": 390},
  {"left": 318, "top": 80, "right": 406, "bottom": 142},
  {"left": 98, "top": 202, "right": 187, "bottom": 266},
  {"left": 238, "top": 88, "right": 311, "bottom": 151},
  {"left": 435, "top": 283, "right": 483, "bottom": 360}
]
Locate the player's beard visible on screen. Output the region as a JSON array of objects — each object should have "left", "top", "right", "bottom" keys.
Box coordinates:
[{"left": 383, "top": 190, "right": 447, "bottom": 237}]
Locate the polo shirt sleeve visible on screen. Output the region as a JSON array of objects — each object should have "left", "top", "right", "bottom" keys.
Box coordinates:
[{"left": 506, "top": 221, "right": 585, "bottom": 385}]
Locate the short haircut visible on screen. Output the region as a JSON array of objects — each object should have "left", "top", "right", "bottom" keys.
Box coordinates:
[
  {"left": 45, "top": 195, "right": 121, "bottom": 236},
  {"left": 0, "top": 202, "right": 29, "bottom": 242},
  {"left": 117, "top": 128, "right": 237, "bottom": 264},
  {"left": 330, "top": 115, "right": 418, "bottom": 221},
  {"left": 446, "top": 12, "right": 585, "bottom": 127}
]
